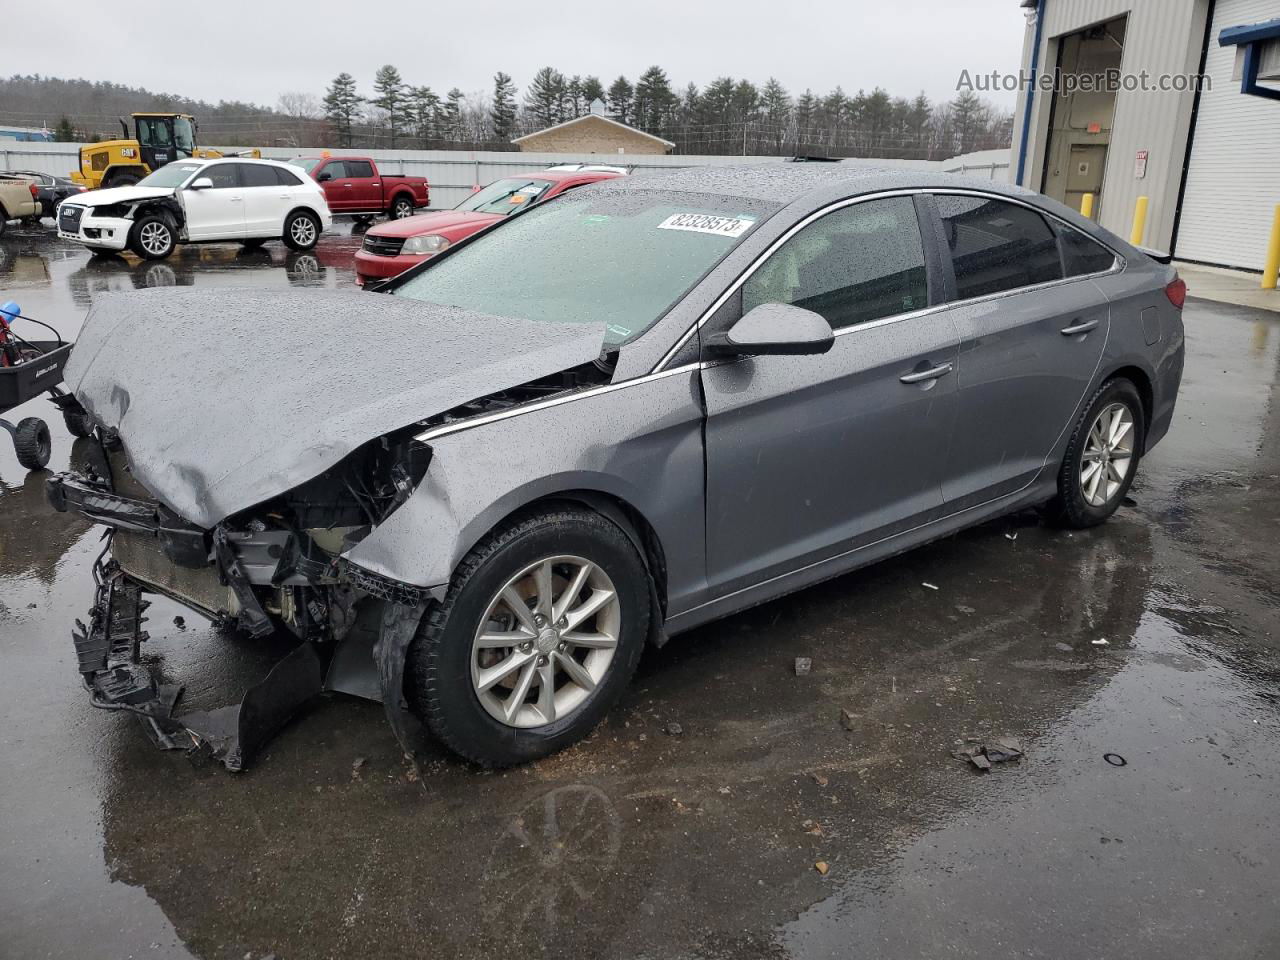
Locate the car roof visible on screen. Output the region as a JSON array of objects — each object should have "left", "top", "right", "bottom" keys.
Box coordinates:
[
  {"left": 184, "top": 157, "right": 294, "bottom": 168},
  {"left": 593, "top": 163, "right": 1039, "bottom": 207},
  {"left": 512, "top": 170, "right": 622, "bottom": 184}
]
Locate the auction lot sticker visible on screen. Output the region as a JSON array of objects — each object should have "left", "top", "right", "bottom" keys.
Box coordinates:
[{"left": 658, "top": 213, "right": 756, "bottom": 238}]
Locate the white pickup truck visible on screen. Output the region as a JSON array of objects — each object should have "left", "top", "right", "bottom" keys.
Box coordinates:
[{"left": 57, "top": 157, "right": 332, "bottom": 259}]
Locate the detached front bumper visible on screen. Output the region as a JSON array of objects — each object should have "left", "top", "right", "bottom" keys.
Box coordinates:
[{"left": 47, "top": 469, "right": 431, "bottom": 769}]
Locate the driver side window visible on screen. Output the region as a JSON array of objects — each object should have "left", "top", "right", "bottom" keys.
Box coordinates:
[{"left": 743, "top": 196, "right": 928, "bottom": 330}]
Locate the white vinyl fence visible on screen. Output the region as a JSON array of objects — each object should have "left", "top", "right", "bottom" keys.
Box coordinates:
[{"left": 2, "top": 141, "right": 1009, "bottom": 210}]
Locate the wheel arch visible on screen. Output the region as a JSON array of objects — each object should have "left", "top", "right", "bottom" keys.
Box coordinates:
[
  {"left": 1101, "top": 363, "right": 1154, "bottom": 431},
  {"left": 388, "top": 190, "right": 414, "bottom": 211},
  {"left": 285, "top": 204, "right": 323, "bottom": 225}
]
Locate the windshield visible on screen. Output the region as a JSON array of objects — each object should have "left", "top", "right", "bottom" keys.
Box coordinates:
[
  {"left": 394, "top": 189, "right": 774, "bottom": 346},
  {"left": 289, "top": 158, "right": 322, "bottom": 174},
  {"left": 173, "top": 116, "right": 195, "bottom": 156},
  {"left": 455, "top": 178, "right": 556, "bottom": 216},
  {"left": 137, "top": 162, "right": 203, "bottom": 189}
]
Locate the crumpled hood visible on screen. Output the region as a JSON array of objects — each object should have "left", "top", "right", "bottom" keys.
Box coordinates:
[
  {"left": 74, "top": 186, "right": 175, "bottom": 207},
  {"left": 64, "top": 288, "right": 606, "bottom": 527}
]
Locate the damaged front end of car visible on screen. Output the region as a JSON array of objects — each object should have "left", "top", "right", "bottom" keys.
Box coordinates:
[
  {"left": 48, "top": 287, "right": 614, "bottom": 770},
  {"left": 47, "top": 424, "right": 437, "bottom": 770}
]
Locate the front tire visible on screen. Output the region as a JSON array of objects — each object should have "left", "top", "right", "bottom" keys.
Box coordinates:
[
  {"left": 283, "top": 210, "right": 320, "bottom": 250},
  {"left": 407, "top": 505, "right": 651, "bottom": 767},
  {"left": 128, "top": 214, "right": 175, "bottom": 260},
  {"left": 1048, "top": 378, "right": 1145, "bottom": 529}
]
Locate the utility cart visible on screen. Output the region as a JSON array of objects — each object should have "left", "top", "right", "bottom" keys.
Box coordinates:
[{"left": 0, "top": 301, "right": 92, "bottom": 471}]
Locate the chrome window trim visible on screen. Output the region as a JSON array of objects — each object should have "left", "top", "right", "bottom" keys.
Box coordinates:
[
  {"left": 412, "top": 363, "right": 701, "bottom": 444},
  {"left": 651, "top": 187, "right": 1125, "bottom": 373}
]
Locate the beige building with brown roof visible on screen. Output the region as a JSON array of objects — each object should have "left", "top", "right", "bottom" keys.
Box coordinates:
[{"left": 513, "top": 105, "right": 675, "bottom": 156}]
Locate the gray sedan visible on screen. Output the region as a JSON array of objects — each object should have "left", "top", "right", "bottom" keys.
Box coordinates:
[{"left": 50, "top": 165, "right": 1185, "bottom": 770}]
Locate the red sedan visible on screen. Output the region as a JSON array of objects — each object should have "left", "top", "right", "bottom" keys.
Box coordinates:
[{"left": 353, "top": 167, "right": 624, "bottom": 286}]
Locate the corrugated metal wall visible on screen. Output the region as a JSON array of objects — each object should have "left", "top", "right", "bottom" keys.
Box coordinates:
[
  {"left": 0, "top": 142, "right": 1008, "bottom": 209},
  {"left": 1174, "top": 0, "right": 1280, "bottom": 270},
  {"left": 1013, "top": 0, "right": 1209, "bottom": 251}
]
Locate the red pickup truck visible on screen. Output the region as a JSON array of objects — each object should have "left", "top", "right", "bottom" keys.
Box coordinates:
[{"left": 289, "top": 156, "right": 429, "bottom": 220}]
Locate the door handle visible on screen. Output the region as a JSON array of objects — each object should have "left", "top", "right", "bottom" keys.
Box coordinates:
[
  {"left": 900, "top": 362, "right": 953, "bottom": 384},
  {"left": 343, "top": 183, "right": 353, "bottom": 188},
  {"left": 1060, "top": 318, "right": 1099, "bottom": 336}
]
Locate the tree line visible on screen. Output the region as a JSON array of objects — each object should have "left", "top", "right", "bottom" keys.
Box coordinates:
[
  {"left": 316, "top": 65, "right": 1012, "bottom": 159},
  {"left": 0, "top": 70, "right": 1012, "bottom": 160}
]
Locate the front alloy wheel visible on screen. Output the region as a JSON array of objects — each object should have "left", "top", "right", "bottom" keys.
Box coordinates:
[
  {"left": 407, "top": 505, "right": 651, "bottom": 767},
  {"left": 471, "top": 556, "right": 621, "bottom": 728}
]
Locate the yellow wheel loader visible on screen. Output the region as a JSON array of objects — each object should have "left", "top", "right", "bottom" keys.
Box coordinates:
[{"left": 71, "top": 113, "right": 260, "bottom": 191}]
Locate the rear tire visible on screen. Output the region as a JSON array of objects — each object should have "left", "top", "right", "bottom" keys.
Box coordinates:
[
  {"left": 14, "top": 417, "right": 51, "bottom": 470},
  {"left": 128, "top": 214, "right": 175, "bottom": 260},
  {"left": 1047, "top": 378, "right": 1145, "bottom": 529},
  {"left": 407, "top": 505, "right": 651, "bottom": 767},
  {"left": 283, "top": 210, "right": 320, "bottom": 250},
  {"left": 388, "top": 195, "right": 414, "bottom": 220}
]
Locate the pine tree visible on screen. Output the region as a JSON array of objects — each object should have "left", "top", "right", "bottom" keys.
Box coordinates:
[
  {"left": 323, "top": 72, "right": 363, "bottom": 147},
  {"left": 371, "top": 65, "right": 407, "bottom": 147},
  {"left": 54, "top": 116, "right": 76, "bottom": 142},
  {"left": 443, "top": 88, "right": 465, "bottom": 141},
  {"left": 524, "top": 67, "right": 567, "bottom": 127},
  {"left": 490, "top": 72, "right": 517, "bottom": 141},
  {"left": 409, "top": 86, "right": 441, "bottom": 143},
  {"left": 566, "top": 75, "right": 585, "bottom": 118},
  {"left": 948, "top": 89, "right": 989, "bottom": 154},
  {"left": 606, "top": 76, "right": 633, "bottom": 124},
  {"left": 760, "top": 78, "right": 791, "bottom": 153},
  {"left": 580, "top": 76, "right": 606, "bottom": 109},
  {"left": 633, "top": 66, "right": 676, "bottom": 138}
]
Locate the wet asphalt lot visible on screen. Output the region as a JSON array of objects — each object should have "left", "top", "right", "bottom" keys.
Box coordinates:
[{"left": 1, "top": 222, "right": 1278, "bottom": 960}]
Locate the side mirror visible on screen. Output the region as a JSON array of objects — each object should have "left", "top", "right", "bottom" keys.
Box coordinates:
[
  {"left": 188, "top": 177, "right": 213, "bottom": 190},
  {"left": 317, "top": 171, "right": 333, "bottom": 182},
  {"left": 704, "top": 302, "right": 834, "bottom": 357}
]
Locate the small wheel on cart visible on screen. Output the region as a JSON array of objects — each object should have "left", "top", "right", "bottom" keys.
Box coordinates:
[
  {"left": 63, "top": 406, "right": 95, "bottom": 438},
  {"left": 14, "top": 417, "right": 52, "bottom": 470}
]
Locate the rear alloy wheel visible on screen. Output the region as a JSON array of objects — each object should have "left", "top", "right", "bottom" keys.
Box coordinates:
[
  {"left": 408, "top": 506, "right": 651, "bottom": 767},
  {"left": 129, "top": 214, "right": 175, "bottom": 260},
  {"left": 14, "top": 417, "right": 51, "bottom": 470},
  {"left": 389, "top": 196, "right": 414, "bottom": 219},
  {"left": 1048, "top": 378, "right": 1145, "bottom": 528},
  {"left": 283, "top": 211, "right": 320, "bottom": 250}
]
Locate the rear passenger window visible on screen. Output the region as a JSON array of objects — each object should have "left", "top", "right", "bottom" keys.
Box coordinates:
[
  {"left": 346, "top": 160, "right": 374, "bottom": 178},
  {"left": 239, "top": 164, "right": 278, "bottom": 188},
  {"left": 1055, "top": 221, "right": 1117, "bottom": 276},
  {"left": 936, "top": 195, "right": 1062, "bottom": 300},
  {"left": 743, "top": 196, "right": 927, "bottom": 330},
  {"left": 274, "top": 166, "right": 303, "bottom": 187}
]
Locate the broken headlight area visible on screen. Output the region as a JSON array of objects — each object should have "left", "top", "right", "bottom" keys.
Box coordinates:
[{"left": 46, "top": 430, "right": 437, "bottom": 770}]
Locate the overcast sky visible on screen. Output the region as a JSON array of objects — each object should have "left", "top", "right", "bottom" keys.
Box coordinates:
[{"left": 8, "top": 0, "right": 1029, "bottom": 110}]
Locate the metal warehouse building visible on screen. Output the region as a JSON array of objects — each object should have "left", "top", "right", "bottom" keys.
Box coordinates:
[{"left": 1011, "top": 0, "right": 1280, "bottom": 271}]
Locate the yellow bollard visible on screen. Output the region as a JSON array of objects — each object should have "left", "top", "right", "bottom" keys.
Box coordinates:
[
  {"left": 1129, "top": 196, "right": 1149, "bottom": 246},
  {"left": 1080, "top": 193, "right": 1094, "bottom": 219},
  {"left": 1263, "top": 204, "right": 1280, "bottom": 291}
]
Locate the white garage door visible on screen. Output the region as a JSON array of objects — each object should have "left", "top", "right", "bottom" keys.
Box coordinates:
[{"left": 1176, "top": 0, "right": 1280, "bottom": 271}]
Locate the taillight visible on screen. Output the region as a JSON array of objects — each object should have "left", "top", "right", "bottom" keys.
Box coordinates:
[
  {"left": 29, "top": 183, "right": 38, "bottom": 198},
  {"left": 1165, "top": 276, "right": 1187, "bottom": 309}
]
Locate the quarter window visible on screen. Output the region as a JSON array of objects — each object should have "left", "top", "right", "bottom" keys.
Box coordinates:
[
  {"left": 274, "top": 166, "right": 303, "bottom": 187},
  {"left": 742, "top": 196, "right": 928, "bottom": 330},
  {"left": 936, "top": 195, "right": 1062, "bottom": 300},
  {"left": 1055, "top": 221, "right": 1117, "bottom": 276}
]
